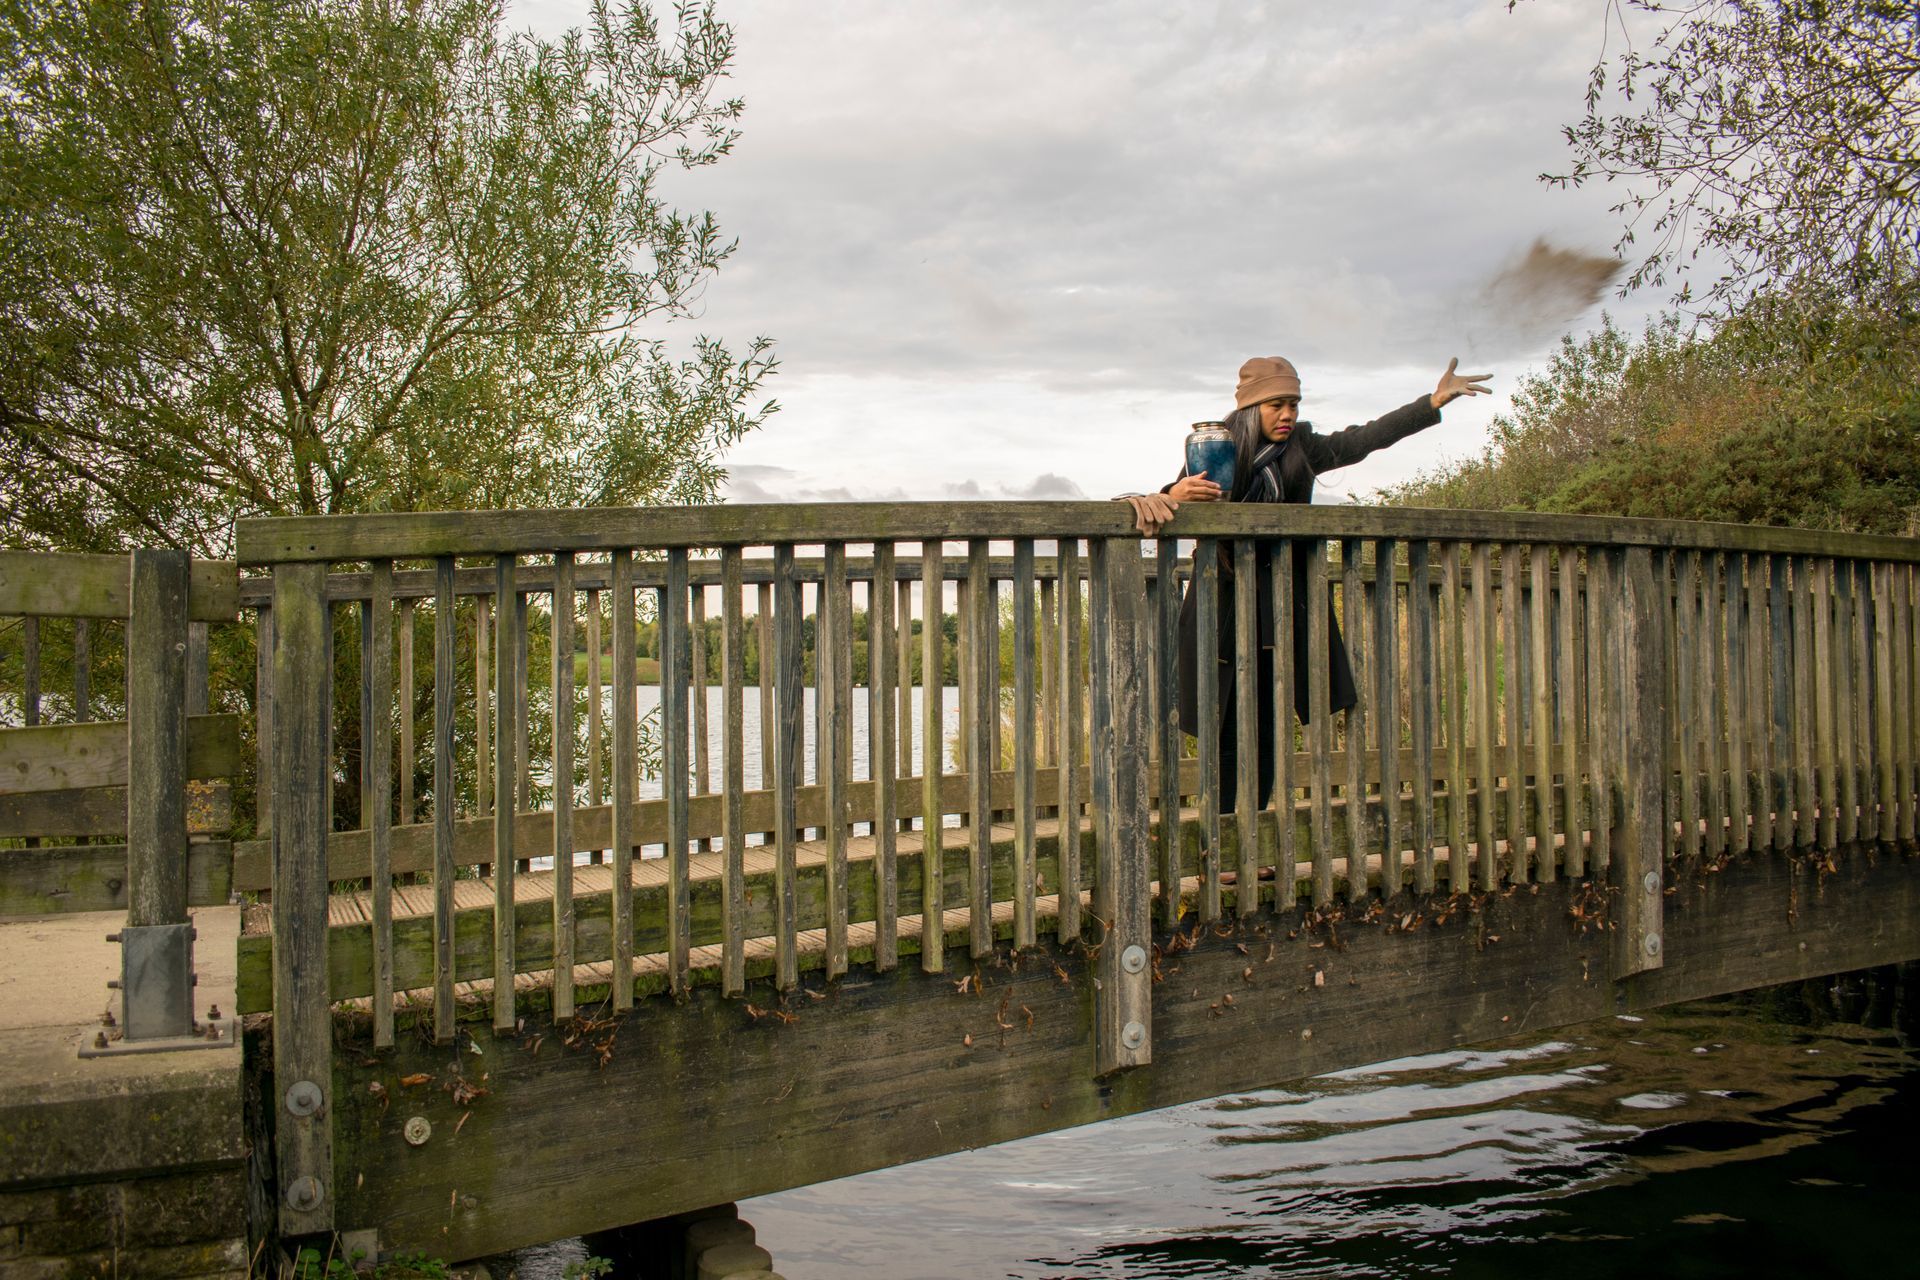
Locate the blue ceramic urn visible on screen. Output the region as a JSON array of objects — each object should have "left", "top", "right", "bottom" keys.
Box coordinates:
[{"left": 1184, "top": 421, "right": 1235, "bottom": 494}]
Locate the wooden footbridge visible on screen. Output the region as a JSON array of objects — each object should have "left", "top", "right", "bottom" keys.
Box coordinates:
[{"left": 5, "top": 502, "right": 1920, "bottom": 1267}]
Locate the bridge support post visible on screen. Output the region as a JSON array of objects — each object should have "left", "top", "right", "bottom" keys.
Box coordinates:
[
  {"left": 1614, "top": 546, "right": 1667, "bottom": 979},
  {"left": 271, "top": 561, "right": 335, "bottom": 1235},
  {"left": 1090, "top": 539, "right": 1153, "bottom": 1074}
]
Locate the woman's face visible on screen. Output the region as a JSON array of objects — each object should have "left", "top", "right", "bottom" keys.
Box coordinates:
[{"left": 1258, "top": 396, "right": 1300, "bottom": 443}]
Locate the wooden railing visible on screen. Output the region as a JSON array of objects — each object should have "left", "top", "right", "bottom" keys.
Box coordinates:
[
  {"left": 233, "top": 501, "right": 1920, "bottom": 1234},
  {"left": 0, "top": 550, "right": 240, "bottom": 1041}
]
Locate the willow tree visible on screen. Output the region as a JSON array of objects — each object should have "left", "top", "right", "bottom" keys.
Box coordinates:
[{"left": 0, "top": 0, "right": 776, "bottom": 554}]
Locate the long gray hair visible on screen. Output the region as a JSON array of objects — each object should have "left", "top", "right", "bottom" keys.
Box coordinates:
[{"left": 1222, "top": 404, "right": 1270, "bottom": 502}]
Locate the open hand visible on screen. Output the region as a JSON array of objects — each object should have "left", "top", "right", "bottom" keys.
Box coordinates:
[
  {"left": 1120, "top": 493, "right": 1179, "bottom": 536},
  {"left": 1430, "top": 357, "right": 1492, "bottom": 409}
]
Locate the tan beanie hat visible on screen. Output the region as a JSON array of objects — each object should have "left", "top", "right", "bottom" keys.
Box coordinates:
[{"left": 1234, "top": 356, "right": 1302, "bottom": 409}]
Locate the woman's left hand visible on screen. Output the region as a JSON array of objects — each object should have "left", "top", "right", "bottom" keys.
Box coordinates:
[{"left": 1430, "top": 357, "right": 1492, "bottom": 409}]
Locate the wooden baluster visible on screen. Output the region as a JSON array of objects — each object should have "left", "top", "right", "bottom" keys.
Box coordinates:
[
  {"left": 1091, "top": 536, "right": 1153, "bottom": 1075},
  {"left": 871, "top": 543, "right": 900, "bottom": 967},
  {"left": 1615, "top": 546, "right": 1667, "bottom": 977},
  {"left": 662, "top": 550, "right": 691, "bottom": 996},
  {"left": 611, "top": 551, "right": 637, "bottom": 1009},
  {"left": 1900, "top": 564, "right": 1917, "bottom": 844},
  {"left": 586, "top": 588, "right": 603, "bottom": 862},
  {"left": 1767, "top": 555, "right": 1792, "bottom": 849},
  {"left": 968, "top": 541, "right": 994, "bottom": 957},
  {"left": 431, "top": 556, "right": 456, "bottom": 1042},
  {"left": 395, "top": 599, "right": 412, "bottom": 828},
  {"left": 758, "top": 583, "right": 775, "bottom": 800},
  {"left": 22, "top": 617, "right": 38, "bottom": 727},
  {"left": 1442, "top": 543, "right": 1468, "bottom": 887},
  {"left": 1529, "top": 546, "right": 1555, "bottom": 881},
  {"left": 73, "top": 617, "right": 91, "bottom": 723},
  {"left": 721, "top": 548, "right": 748, "bottom": 995},
  {"left": 1700, "top": 554, "right": 1725, "bottom": 859},
  {"left": 1407, "top": 541, "right": 1435, "bottom": 892},
  {"left": 1011, "top": 539, "right": 1037, "bottom": 950},
  {"left": 693, "top": 583, "right": 710, "bottom": 839},
  {"left": 1194, "top": 538, "right": 1221, "bottom": 920},
  {"left": 1725, "top": 554, "right": 1752, "bottom": 856},
  {"left": 551, "top": 552, "right": 577, "bottom": 1021},
  {"left": 1341, "top": 539, "right": 1369, "bottom": 895},
  {"left": 1041, "top": 569, "right": 1058, "bottom": 773},
  {"left": 1813, "top": 559, "right": 1837, "bottom": 852},
  {"left": 1500, "top": 545, "right": 1527, "bottom": 883},
  {"left": 490, "top": 559, "right": 519, "bottom": 1023},
  {"left": 1873, "top": 561, "right": 1897, "bottom": 844},
  {"left": 515, "top": 589, "right": 531, "bottom": 817},
  {"left": 1375, "top": 538, "right": 1402, "bottom": 893},
  {"left": 475, "top": 596, "right": 491, "bottom": 816},
  {"left": 1744, "top": 553, "right": 1771, "bottom": 853},
  {"left": 1472, "top": 544, "right": 1499, "bottom": 891},
  {"left": 1233, "top": 538, "right": 1259, "bottom": 915},
  {"left": 1308, "top": 540, "right": 1334, "bottom": 907},
  {"left": 1271, "top": 539, "right": 1298, "bottom": 902},
  {"left": 1156, "top": 538, "right": 1182, "bottom": 929},
  {"left": 256, "top": 605, "right": 275, "bottom": 837},
  {"left": 1674, "top": 551, "right": 1702, "bottom": 862},
  {"left": 1792, "top": 556, "right": 1817, "bottom": 848},
  {"left": 367, "top": 564, "right": 395, "bottom": 1049},
  {"left": 1058, "top": 541, "right": 1084, "bottom": 941},
  {"left": 823, "top": 542, "right": 851, "bottom": 976},
  {"left": 1585, "top": 549, "right": 1613, "bottom": 875},
  {"left": 1557, "top": 548, "right": 1582, "bottom": 878},
  {"left": 919, "top": 545, "right": 946, "bottom": 971}
]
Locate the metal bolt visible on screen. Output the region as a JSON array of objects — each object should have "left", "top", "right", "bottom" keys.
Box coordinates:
[
  {"left": 1120, "top": 945, "right": 1147, "bottom": 975},
  {"left": 94, "top": 1032, "right": 109, "bottom": 1049},
  {"left": 105, "top": 932, "right": 122, "bottom": 943},
  {"left": 1643, "top": 933, "right": 1662, "bottom": 958},
  {"left": 106, "top": 980, "right": 121, "bottom": 990},
  {"left": 1642, "top": 872, "right": 1660, "bottom": 894},
  {"left": 284, "top": 1080, "right": 323, "bottom": 1117},
  {"left": 206, "top": 1004, "right": 221, "bottom": 1020},
  {"left": 403, "top": 1116, "right": 432, "bottom": 1147},
  {"left": 1120, "top": 1021, "right": 1146, "bottom": 1050},
  {"left": 284, "top": 1177, "right": 323, "bottom": 1213},
  {"left": 1301, "top": 1027, "right": 1313, "bottom": 1041}
]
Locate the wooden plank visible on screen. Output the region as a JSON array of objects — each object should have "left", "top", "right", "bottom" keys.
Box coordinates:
[
  {"left": 1556, "top": 547, "right": 1581, "bottom": 877},
  {"left": 0, "top": 780, "right": 227, "bottom": 841},
  {"left": 1194, "top": 539, "right": 1221, "bottom": 920},
  {"left": 1501, "top": 545, "right": 1526, "bottom": 883},
  {"left": 1793, "top": 557, "right": 1817, "bottom": 848},
  {"left": 368, "top": 564, "right": 395, "bottom": 1049},
  {"left": 1838, "top": 560, "right": 1863, "bottom": 846},
  {"left": 1441, "top": 543, "right": 1468, "bottom": 887},
  {"left": 1744, "top": 554, "right": 1770, "bottom": 852},
  {"left": 896, "top": 577, "right": 913, "bottom": 787},
  {"left": 1813, "top": 558, "right": 1837, "bottom": 852},
  {"left": 1898, "top": 563, "right": 1916, "bottom": 844},
  {"left": 775, "top": 547, "right": 803, "bottom": 988},
  {"left": 259, "top": 604, "right": 278, "bottom": 838},
  {"left": 1308, "top": 541, "right": 1334, "bottom": 906},
  {"left": 235, "top": 502, "right": 1920, "bottom": 566},
  {"left": 870, "top": 543, "right": 900, "bottom": 968},
  {"left": 72, "top": 618, "right": 90, "bottom": 723},
  {"left": 0, "top": 550, "right": 236, "bottom": 621},
  {"left": 1372, "top": 539, "right": 1402, "bottom": 889},
  {"left": 1675, "top": 551, "right": 1702, "bottom": 862},
  {"left": 0, "top": 840, "right": 231, "bottom": 917},
  {"left": 492, "top": 557, "right": 518, "bottom": 1029},
  {"left": 610, "top": 552, "right": 637, "bottom": 1010},
  {"left": 586, "top": 589, "right": 603, "bottom": 854},
  {"left": 1011, "top": 540, "right": 1036, "bottom": 950},
  {"left": 692, "top": 584, "right": 710, "bottom": 814},
  {"left": 663, "top": 550, "right": 692, "bottom": 995},
  {"left": 125, "top": 550, "right": 189, "bottom": 932},
  {"left": 1614, "top": 545, "right": 1666, "bottom": 978},
  {"left": 721, "top": 548, "right": 748, "bottom": 995},
  {"left": 919, "top": 544, "right": 946, "bottom": 972},
  {"left": 1700, "top": 555, "right": 1725, "bottom": 858},
  {"left": 270, "top": 559, "right": 333, "bottom": 1235},
  {"left": 758, "top": 583, "right": 775, "bottom": 802},
  {"left": 1472, "top": 543, "right": 1498, "bottom": 891},
  {"left": 1057, "top": 541, "right": 1083, "bottom": 941},
  {"left": 1768, "top": 555, "right": 1792, "bottom": 850},
  {"left": 1342, "top": 539, "right": 1370, "bottom": 893},
  {"left": 955, "top": 576, "right": 970, "bottom": 786},
  {"left": 0, "top": 714, "right": 239, "bottom": 796},
  {"left": 475, "top": 596, "right": 491, "bottom": 817},
  {"left": 1406, "top": 541, "right": 1434, "bottom": 892},
  {"left": 551, "top": 552, "right": 577, "bottom": 1021},
  {"left": 1092, "top": 537, "right": 1152, "bottom": 1074},
  {"left": 1157, "top": 539, "right": 1182, "bottom": 929},
  {"left": 1724, "top": 554, "right": 1751, "bottom": 855},
  {"left": 432, "top": 557, "right": 457, "bottom": 1043},
  {"left": 1873, "top": 562, "right": 1897, "bottom": 843},
  {"left": 1269, "top": 540, "right": 1297, "bottom": 908},
  {"left": 967, "top": 541, "right": 993, "bottom": 957},
  {"left": 1040, "top": 574, "right": 1058, "bottom": 771},
  {"left": 1584, "top": 550, "right": 1613, "bottom": 874},
  {"left": 396, "top": 599, "right": 413, "bottom": 826},
  {"left": 823, "top": 542, "right": 851, "bottom": 976},
  {"left": 514, "top": 591, "right": 531, "bottom": 814},
  {"left": 1529, "top": 545, "right": 1554, "bottom": 881},
  {"left": 22, "top": 617, "right": 39, "bottom": 728},
  {"left": 1233, "top": 538, "right": 1259, "bottom": 911}
]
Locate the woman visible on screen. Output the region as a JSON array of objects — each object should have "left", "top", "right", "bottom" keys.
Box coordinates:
[{"left": 1122, "top": 355, "right": 1491, "bottom": 813}]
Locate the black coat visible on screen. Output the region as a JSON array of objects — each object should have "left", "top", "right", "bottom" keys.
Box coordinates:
[{"left": 1171, "top": 395, "right": 1443, "bottom": 735}]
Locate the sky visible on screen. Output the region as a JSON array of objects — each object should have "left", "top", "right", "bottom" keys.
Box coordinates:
[{"left": 516, "top": 0, "right": 1663, "bottom": 506}]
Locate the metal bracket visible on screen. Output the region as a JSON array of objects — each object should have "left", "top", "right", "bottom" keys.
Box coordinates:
[
  {"left": 80, "top": 1017, "right": 238, "bottom": 1058},
  {"left": 85, "top": 921, "right": 200, "bottom": 1055}
]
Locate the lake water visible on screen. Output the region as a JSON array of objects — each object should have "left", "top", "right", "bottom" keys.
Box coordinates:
[{"left": 508, "top": 967, "right": 1920, "bottom": 1278}]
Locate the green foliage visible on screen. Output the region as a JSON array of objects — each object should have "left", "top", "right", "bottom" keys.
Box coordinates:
[
  {"left": 1379, "top": 294, "right": 1920, "bottom": 532},
  {"left": 1528, "top": 0, "right": 1919, "bottom": 311},
  {"left": 0, "top": 0, "right": 776, "bottom": 555}
]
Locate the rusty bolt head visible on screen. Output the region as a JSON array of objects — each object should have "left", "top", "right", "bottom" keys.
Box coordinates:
[{"left": 403, "top": 1115, "right": 432, "bottom": 1147}]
